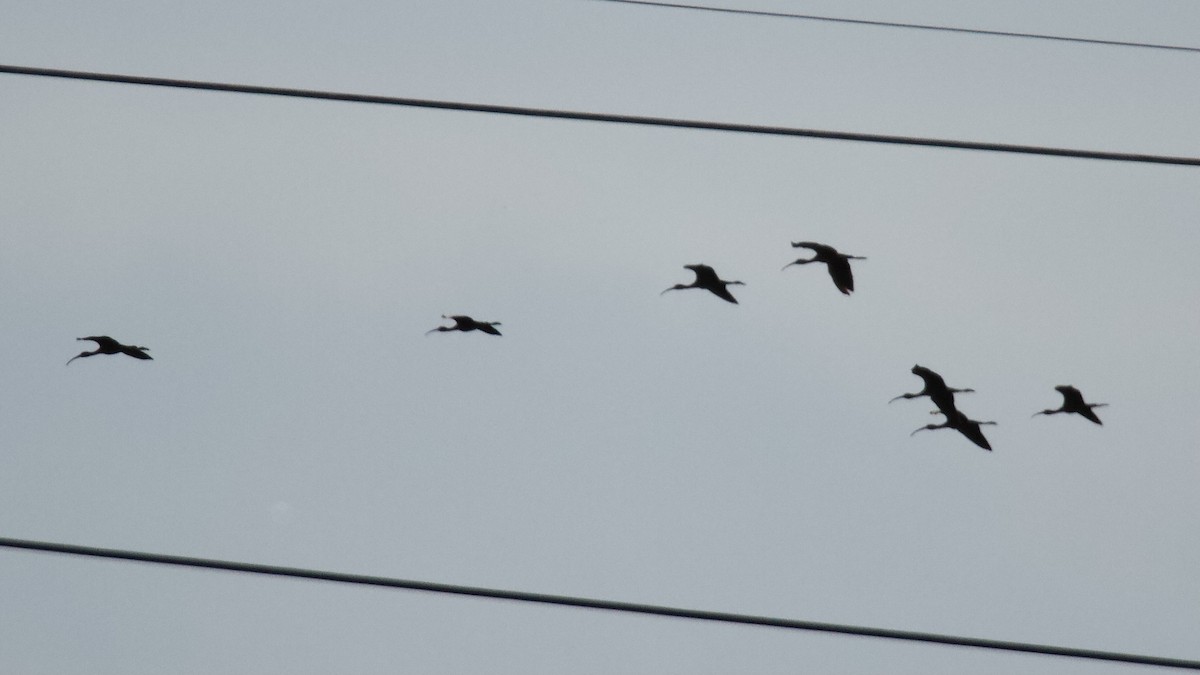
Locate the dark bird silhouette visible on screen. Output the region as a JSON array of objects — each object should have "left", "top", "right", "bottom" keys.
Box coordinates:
[
  {"left": 781, "top": 241, "right": 866, "bottom": 295},
  {"left": 66, "top": 336, "right": 152, "bottom": 365},
  {"left": 425, "top": 315, "right": 502, "bottom": 336},
  {"left": 661, "top": 264, "right": 744, "bottom": 304},
  {"left": 889, "top": 365, "right": 975, "bottom": 417},
  {"left": 911, "top": 409, "right": 997, "bottom": 451},
  {"left": 1033, "top": 385, "right": 1107, "bottom": 425}
]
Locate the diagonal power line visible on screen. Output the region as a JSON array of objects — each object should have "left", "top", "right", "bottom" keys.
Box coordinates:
[
  {"left": 2, "top": 536, "right": 1199, "bottom": 670},
  {"left": 591, "top": 0, "right": 1200, "bottom": 54},
  {"left": 2, "top": 64, "right": 1199, "bottom": 167}
]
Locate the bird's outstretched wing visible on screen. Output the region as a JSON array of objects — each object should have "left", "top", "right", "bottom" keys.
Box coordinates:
[
  {"left": 708, "top": 285, "right": 739, "bottom": 304},
  {"left": 685, "top": 264, "right": 720, "bottom": 286},
  {"left": 912, "top": 366, "right": 947, "bottom": 390},
  {"left": 477, "top": 322, "right": 502, "bottom": 336},
  {"left": 1055, "top": 385, "right": 1085, "bottom": 409},
  {"left": 120, "top": 345, "right": 153, "bottom": 360},
  {"left": 957, "top": 422, "right": 993, "bottom": 451},
  {"left": 827, "top": 256, "right": 855, "bottom": 295},
  {"left": 78, "top": 335, "right": 118, "bottom": 350},
  {"left": 791, "top": 241, "right": 826, "bottom": 253}
]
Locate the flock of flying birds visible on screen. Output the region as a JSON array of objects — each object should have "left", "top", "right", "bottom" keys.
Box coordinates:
[{"left": 67, "top": 241, "right": 1106, "bottom": 451}]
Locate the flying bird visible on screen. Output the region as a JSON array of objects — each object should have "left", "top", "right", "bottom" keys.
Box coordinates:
[
  {"left": 1033, "top": 385, "right": 1107, "bottom": 425},
  {"left": 781, "top": 241, "right": 866, "bottom": 295},
  {"left": 425, "top": 315, "right": 502, "bottom": 336},
  {"left": 889, "top": 364, "right": 975, "bottom": 417},
  {"left": 66, "top": 336, "right": 152, "bottom": 365},
  {"left": 911, "top": 409, "right": 997, "bottom": 451},
  {"left": 661, "top": 264, "right": 744, "bottom": 304}
]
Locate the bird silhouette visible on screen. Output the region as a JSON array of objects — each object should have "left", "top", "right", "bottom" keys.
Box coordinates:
[
  {"left": 1033, "top": 385, "right": 1107, "bottom": 425},
  {"left": 661, "top": 264, "right": 744, "bottom": 304},
  {"left": 781, "top": 241, "right": 866, "bottom": 295},
  {"left": 425, "top": 315, "right": 502, "bottom": 336},
  {"left": 66, "top": 336, "right": 152, "bottom": 365},
  {"left": 889, "top": 365, "right": 975, "bottom": 417},
  {"left": 911, "top": 409, "right": 997, "bottom": 451}
]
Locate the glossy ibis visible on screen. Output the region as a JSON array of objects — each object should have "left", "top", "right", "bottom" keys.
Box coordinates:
[
  {"left": 781, "top": 241, "right": 866, "bottom": 295},
  {"left": 66, "top": 336, "right": 152, "bottom": 365},
  {"left": 425, "top": 315, "right": 502, "bottom": 336},
  {"left": 889, "top": 364, "right": 975, "bottom": 417},
  {"left": 1033, "top": 385, "right": 1107, "bottom": 425},
  {"left": 911, "top": 409, "right": 997, "bottom": 451},
  {"left": 661, "top": 264, "right": 744, "bottom": 304}
]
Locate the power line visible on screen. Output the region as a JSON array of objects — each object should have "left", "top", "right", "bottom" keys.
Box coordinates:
[
  {"left": 2, "top": 64, "right": 1199, "bottom": 167},
  {"left": 591, "top": 0, "right": 1200, "bottom": 54},
  {"left": 2, "top": 536, "right": 1199, "bottom": 670}
]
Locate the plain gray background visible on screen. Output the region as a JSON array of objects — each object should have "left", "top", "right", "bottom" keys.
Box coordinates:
[{"left": 2, "top": 1, "right": 1198, "bottom": 672}]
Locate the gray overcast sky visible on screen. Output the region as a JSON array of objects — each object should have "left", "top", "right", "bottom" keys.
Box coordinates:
[{"left": 2, "top": 1, "right": 1198, "bottom": 673}]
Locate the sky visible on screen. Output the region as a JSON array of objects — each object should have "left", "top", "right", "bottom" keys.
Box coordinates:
[{"left": 1, "top": 0, "right": 1199, "bottom": 673}]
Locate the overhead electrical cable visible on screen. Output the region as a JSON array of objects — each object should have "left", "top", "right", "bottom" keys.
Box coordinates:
[
  {"left": 591, "top": 0, "right": 1200, "bottom": 54},
  {"left": 3, "top": 536, "right": 1200, "bottom": 670},
  {"left": 2, "top": 65, "right": 1197, "bottom": 167}
]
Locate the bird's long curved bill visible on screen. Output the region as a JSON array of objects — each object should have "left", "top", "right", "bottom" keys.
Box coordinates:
[
  {"left": 659, "top": 287, "right": 675, "bottom": 295},
  {"left": 781, "top": 257, "right": 815, "bottom": 271},
  {"left": 910, "top": 427, "right": 930, "bottom": 437},
  {"left": 887, "top": 394, "right": 906, "bottom": 404},
  {"left": 424, "top": 328, "right": 441, "bottom": 336},
  {"left": 65, "top": 355, "right": 81, "bottom": 366}
]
